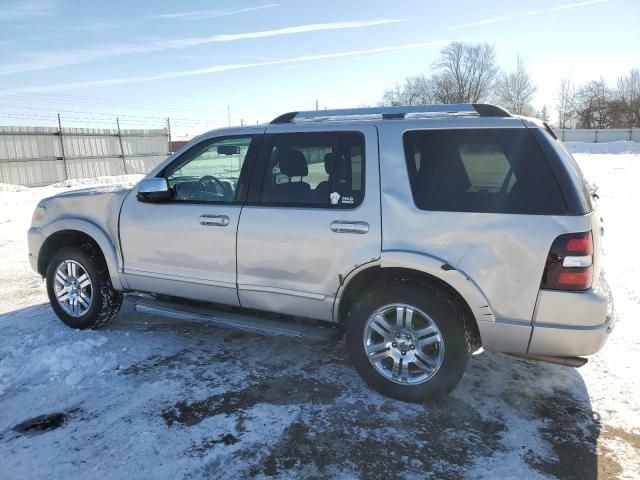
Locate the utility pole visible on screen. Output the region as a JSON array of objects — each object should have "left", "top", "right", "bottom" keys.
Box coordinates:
[
  {"left": 227, "top": 105, "right": 231, "bottom": 127},
  {"left": 57, "top": 114, "right": 69, "bottom": 180}
]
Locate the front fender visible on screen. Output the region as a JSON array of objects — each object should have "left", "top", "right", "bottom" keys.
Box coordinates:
[{"left": 40, "top": 219, "right": 125, "bottom": 291}]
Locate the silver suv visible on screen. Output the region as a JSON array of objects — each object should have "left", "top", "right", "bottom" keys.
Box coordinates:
[{"left": 27, "top": 104, "right": 614, "bottom": 401}]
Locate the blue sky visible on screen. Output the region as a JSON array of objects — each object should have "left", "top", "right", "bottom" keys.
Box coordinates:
[{"left": 1, "top": 0, "right": 638, "bottom": 136}]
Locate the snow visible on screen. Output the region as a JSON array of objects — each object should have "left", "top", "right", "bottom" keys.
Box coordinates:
[
  {"left": 0, "top": 183, "right": 28, "bottom": 192},
  {"left": 1, "top": 147, "right": 639, "bottom": 479},
  {"left": 49, "top": 174, "right": 144, "bottom": 189},
  {"left": 566, "top": 141, "right": 640, "bottom": 155}
]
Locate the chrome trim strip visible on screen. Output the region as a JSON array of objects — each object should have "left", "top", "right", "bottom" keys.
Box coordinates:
[
  {"left": 125, "top": 269, "right": 236, "bottom": 289},
  {"left": 532, "top": 317, "right": 614, "bottom": 331},
  {"left": 238, "top": 284, "right": 326, "bottom": 301}
]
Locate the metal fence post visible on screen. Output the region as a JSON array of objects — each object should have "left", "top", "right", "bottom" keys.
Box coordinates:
[
  {"left": 166, "top": 117, "right": 172, "bottom": 154},
  {"left": 630, "top": 129, "right": 633, "bottom": 141},
  {"left": 57, "top": 114, "right": 69, "bottom": 180},
  {"left": 594, "top": 130, "right": 598, "bottom": 143},
  {"left": 116, "top": 118, "right": 127, "bottom": 174}
]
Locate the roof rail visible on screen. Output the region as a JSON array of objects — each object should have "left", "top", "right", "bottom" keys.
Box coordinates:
[{"left": 270, "top": 103, "right": 511, "bottom": 124}]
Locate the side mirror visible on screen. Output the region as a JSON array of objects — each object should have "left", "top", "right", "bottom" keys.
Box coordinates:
[
  {"left": 137, "top": 178, "right": 172, "bottom": 203},
  {"left": 217, "top": 145, "right": 240, "bottom": 155}
]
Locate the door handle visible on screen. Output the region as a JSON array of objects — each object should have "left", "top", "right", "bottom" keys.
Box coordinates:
[
  {"left": 200, "top": 214, "right": 230, "bottom": 227},
  {"left": 330, "top": 220, "right": 369, "bottom": 234}
]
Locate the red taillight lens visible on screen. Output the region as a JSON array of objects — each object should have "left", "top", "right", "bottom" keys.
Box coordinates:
[
  {"left": 566, "top": 232, "right": 593, "bottom": 255},
  {"left": 541, "top": 232, "right": 593, "bottom": 291},
  {"left": 558, "top": 269, "right": 593, "bottom": 288}
]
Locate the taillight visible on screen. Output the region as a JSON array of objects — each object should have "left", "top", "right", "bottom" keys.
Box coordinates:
[{"left": 541, "top": 232, "right": 593, "bottom": 291}]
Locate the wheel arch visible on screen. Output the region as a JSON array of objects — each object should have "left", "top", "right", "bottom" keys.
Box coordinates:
[
  {"left": 38, "top": 219, "right": 124, "bottom": 290},
  {"left": 334, "top": 251, "right": 495, "bottom": 349}
]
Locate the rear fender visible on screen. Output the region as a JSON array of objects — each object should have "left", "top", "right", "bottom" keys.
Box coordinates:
[{"left": 380, "top": 249, "right": 495, "bottom": 323}]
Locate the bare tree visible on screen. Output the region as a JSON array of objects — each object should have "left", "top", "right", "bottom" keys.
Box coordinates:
[
  {"left": 432, "top": 42, "right": 499, "bottom": 103},
  {"left": 494, "top": 56, "right": 536, "bottom": 115},
  {"left": 381, "top": 84, "right": 405, "bottom": 106},
  {"left": 556, "top": 77, "right": 575, "bottom": 129},
  {"left": 616, "top": 68, "right": 640, "bottom": 127},
  {"left": 381, "top": 75, "right": 436, "bottom": 106},
  {"left": 574, "top": 78, "right": 612, "bottom": 128}
]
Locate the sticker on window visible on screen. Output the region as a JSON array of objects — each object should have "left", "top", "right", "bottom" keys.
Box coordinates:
[{"left": 330, "top": 192, "right": 340, "bottom": 205}]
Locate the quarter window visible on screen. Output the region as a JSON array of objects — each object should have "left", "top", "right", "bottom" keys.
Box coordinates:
[
  {"left": 403, "top": 128, "right": 567, "bottom": 214},
  {"left": 260, "top": 132, "right": 365, "bottom": 207}
]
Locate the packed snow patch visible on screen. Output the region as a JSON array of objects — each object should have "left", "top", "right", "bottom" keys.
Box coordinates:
[
  {"left": 566, "top": 141, "right": 640, "bottom": 154},
  {"left": 50, "top": 174, "right": 143, "bottom": 188},
  {"left": 0, "top": 183, "right": 28, "bottom": 192}
]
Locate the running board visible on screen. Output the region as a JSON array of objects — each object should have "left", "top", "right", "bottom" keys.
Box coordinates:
[
  {"left": 506, "top": 353, "right": 588, "bottom": 368},
  {"left": 130, "top": 295, "right": 338, "bottom": 343}
]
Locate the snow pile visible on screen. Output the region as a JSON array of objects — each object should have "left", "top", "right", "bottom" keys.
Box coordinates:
[
  {"left": 0, "top": 332, "right": 117, "bottom": 394},
  {"left": 566, "top": 141, "right": 640, "bottom": 154},
  {"left": 51, "top": 174, "right": 143, "bottom": 189},
  {"left": 0, "top": 183, "right": 28, "bottom": 192}
]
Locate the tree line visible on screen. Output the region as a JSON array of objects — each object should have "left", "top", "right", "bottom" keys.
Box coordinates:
[{"left": 381, "top": 41, "right": 639, "bottom": 129}]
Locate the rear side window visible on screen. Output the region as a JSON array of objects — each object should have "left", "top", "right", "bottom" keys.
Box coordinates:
[
  {"left": 259, "top": 132, "right": 364, "bottom": 208},
  {"left": 403, "top": 128, "right": 567, "bottom": 214}
]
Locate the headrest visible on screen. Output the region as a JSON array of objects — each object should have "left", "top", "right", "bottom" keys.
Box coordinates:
[
  {"left": 324, "top": 153, "right": 337, "bottom": 174},
  {"left": 276, "top": 148, "right": 308, "bottom": 177}
]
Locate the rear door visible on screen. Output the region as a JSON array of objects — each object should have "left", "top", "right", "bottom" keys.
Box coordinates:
[{"left": 236, "top": 124, "right": 381, "bottom": 321}]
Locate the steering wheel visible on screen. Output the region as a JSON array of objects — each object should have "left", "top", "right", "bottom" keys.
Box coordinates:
[{"left": 197, "top": 175, "right": 226, "bottom": 200}]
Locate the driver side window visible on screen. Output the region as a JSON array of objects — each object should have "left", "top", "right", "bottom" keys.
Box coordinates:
[{"left": 164, "top": 136, "right": 253, "bottom": 203}]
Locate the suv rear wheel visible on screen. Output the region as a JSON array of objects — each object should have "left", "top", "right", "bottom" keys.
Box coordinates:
[
  {"left": 346, "top": 281, "right": 472, "bottom": 402},
  {"left": 45, "top": 245, "right": 123, "bottom": 329}
]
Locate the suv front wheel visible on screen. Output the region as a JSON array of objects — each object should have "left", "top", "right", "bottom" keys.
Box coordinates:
[
  {"left": 45, "top": 244, "right": 123, "bottom": 329},
  {"left": 346, "top": 281, "right": 472, "bottom": 402}
]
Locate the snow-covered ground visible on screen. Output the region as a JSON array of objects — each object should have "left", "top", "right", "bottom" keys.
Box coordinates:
[{"left": 0, "top": 151, "right": 638, "bottom": 479}]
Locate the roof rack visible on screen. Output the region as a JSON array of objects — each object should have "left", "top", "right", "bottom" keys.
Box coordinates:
[{"left": 270, "top": 103, "right": 511, "bottom": 124}]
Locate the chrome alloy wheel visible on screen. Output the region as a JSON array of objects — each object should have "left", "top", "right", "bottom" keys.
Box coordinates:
[
  {"left": 363, "top": 304, "right": 445, "bottom": 385},
  {"left": 53, "top": 260, "right": 93, "bottom": 317}
]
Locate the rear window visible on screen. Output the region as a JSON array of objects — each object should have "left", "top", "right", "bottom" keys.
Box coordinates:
[
  {"left": 403, "top": 128, "right": 567, "bottom": 214},
  {"left": 539, "top": 129, "right": 593, "bottom": 212}
]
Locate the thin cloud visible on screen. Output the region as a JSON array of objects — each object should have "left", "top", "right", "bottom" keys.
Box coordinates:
[
  {"left": 1, "top": 40, "right": 450, "bottom": 94},
  {"left": 528, "top": 0, "right": 608, "bottom": 15},
  {"left": 0, "top": 19, "right": 403, "bottom": 76},
  {"left": 1, "top": 0, "right": 54, "bottom": 21},
  {"left": 154, "top": 3, "right": 283, "bottom": 20},
  {"left": 448, "top": 16, "right": 512, "bottom": 31}
]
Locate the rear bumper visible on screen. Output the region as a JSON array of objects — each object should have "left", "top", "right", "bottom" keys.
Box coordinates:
[{"left": 528, "top": 274, "right": 615, "bottom": 356}]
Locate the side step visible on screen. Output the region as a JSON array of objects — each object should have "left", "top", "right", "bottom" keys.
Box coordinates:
[{"left": 129, "top": 295, "right": 339, "bottom": 343}]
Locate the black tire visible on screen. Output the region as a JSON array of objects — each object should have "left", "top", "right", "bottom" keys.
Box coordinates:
[
  {"left": 45, "top": 244, "right": 123, "bottom": 329},
  {"left": 345, "top": 280, "right": 472, "bottom": 402}
]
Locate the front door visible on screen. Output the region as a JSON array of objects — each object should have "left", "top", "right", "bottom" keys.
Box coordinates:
[
  {"left": 119, "top": 130, "right": 263, "bottom": 305},
  {"left": 236, "top": 124, "right": 381, "bottom": 321}
]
